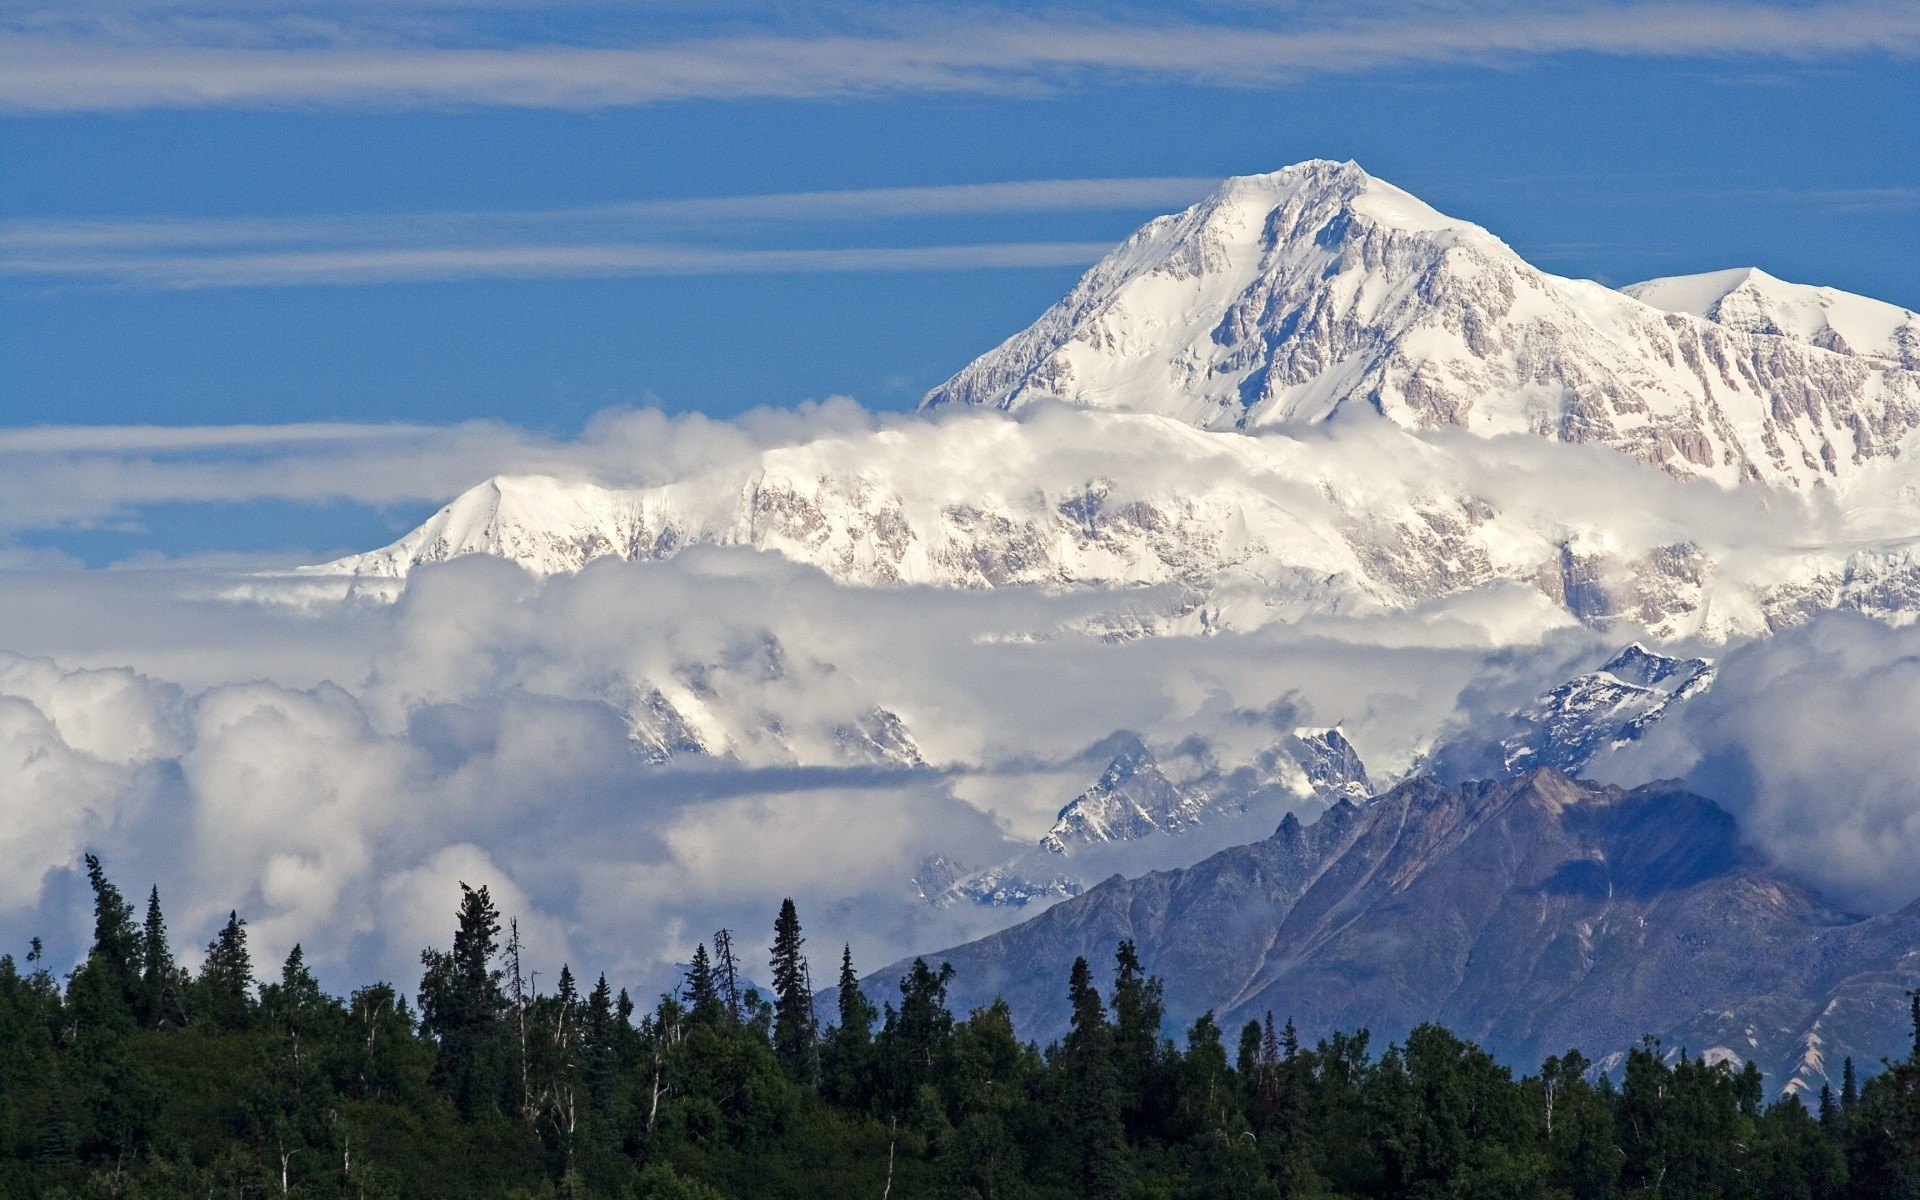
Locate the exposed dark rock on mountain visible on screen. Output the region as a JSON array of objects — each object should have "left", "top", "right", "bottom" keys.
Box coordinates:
[
  {"left": 1424, "top": 643, "right": 1713, "bottom": 782},
  {"left": 878, "top": 769, "right": 1920, "bottom": 1093}
]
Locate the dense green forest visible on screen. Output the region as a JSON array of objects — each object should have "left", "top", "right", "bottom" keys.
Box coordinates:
[{"left": 2, "top": 859, "right": 1918, "bottom": 1199}]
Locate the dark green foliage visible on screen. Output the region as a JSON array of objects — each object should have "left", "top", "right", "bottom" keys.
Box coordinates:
[
  {"left": 2, "top": 859, "right": 1915, "bottom": 1199},
  {"left": 768, "top": 899, "right": 815, "bottom": 1084},
  {"left": 1065, "top": 955, "right": 1127, "bottom": 1199},
  {"left": 137, "top": 886, "right": 185, "bottom": 1029},
  {"left": 418, "top": 882, "right": 506, "bottom": 1118},
  {"left": 198, "top": 909, "right": 254, "bottom": 1031},
  {"left": 683, "top": 944, "right": 717, "bottom": 1019}
]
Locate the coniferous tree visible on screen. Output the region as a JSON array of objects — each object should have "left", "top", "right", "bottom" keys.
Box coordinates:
[
  {"left": 263, "top": 944, "right": 328, "bottom": 1037},
  {"left": 1844, "top": 1056, "right": 1861, "bottom": 1114},
  {"left": 835, "top": 944, "right": 875, "bottom": 1041},
  {"left": 74, "top": 854, "right": 141, "bottom": 1024},
  {"left": 31, "top": 1065, "right": 76, "bottom": 1169},
  {"left": 1065, "top": 955, "right": 1128, "bottom": 1200},
  {"left": 1109, "top": 940, "right": 1162, "bottom": 1136},
  {"left": 769, "top": 898, "right": 816, "bottom": 1084},
  {"left": 684, "top": 943, "right": 718, "bottom": 1018},
  {"left": 584, "top": 973, "right": 615, "bottom": 1117},
  {"left": 418, "top": 882, "right": 506, "bottom": 1116},
  {"left": 823, "top": 944, "right": 877, "bottom": 1108},
  {"left": 199, "top": 910, "right": 254, "bottom": 1031},
  {"left": 135, "top": 885, "right": 185, "bottom": 1029}
]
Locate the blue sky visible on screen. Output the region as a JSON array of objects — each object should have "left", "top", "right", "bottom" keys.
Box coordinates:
[{"left": 3, "top": 0, "right": 1917, "bottom": 561}]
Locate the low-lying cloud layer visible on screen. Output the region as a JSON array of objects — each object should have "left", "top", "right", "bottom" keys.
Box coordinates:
[
  {"left": 0, "top": 534, "right": 1586, "bottom": 1003},
  {"left": 1594, "top": 612, "right": 1920, "bottom": 915},
  {"left": 8, "top": 395, "right": 1920, "bottom": 1010}
]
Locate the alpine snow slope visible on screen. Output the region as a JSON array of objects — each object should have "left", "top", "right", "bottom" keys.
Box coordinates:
[{"left": 310, "top": 161, "right": 1920, "bottom": 646}]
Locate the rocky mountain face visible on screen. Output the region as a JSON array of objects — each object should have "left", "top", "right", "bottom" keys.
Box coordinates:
[
  {"left": 881, "top": 770, "right": 1920, "bottom": 1094},
  {"left": 1039, "top": 733, "right": 1201, "bottom": 853},
  {"left": 1037, "top": 727, "right": 1372, "bottom": 855},
  {"left": 1425, "top": 643, "right": 1713, "bottom": 782},
  {"left": 921, "top": 160, "right": 1920, "bottom": 491},
  {"left": 918, "top": 727, "right": 1376, "bottom": 911}
]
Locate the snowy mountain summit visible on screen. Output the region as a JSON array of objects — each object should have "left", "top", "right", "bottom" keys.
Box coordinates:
[
  {"left": 307, "top": 160, "right": 1920, "bottom": 646},
  {"left": 922, "top": 160, "right": 1920, "bottom": 489}
]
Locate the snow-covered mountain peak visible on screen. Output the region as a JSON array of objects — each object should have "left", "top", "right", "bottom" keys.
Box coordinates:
[
  {"left": 321, "top": 472, "right": 650, "bottom": 580},
  {"left": 1624, "top": 267, "right": 1920, "bottom": 370},
  {"left": 922, "top": 159, "right": 1920, "bottom": 490}
]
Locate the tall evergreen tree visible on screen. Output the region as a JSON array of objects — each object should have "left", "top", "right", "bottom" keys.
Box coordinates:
[
  {"left": 418, "top": 883, "right": 506, "bottom": 1116},
  {"left": 199, "top": 910, "right": 254, "bottom": 1031},
  {"left": 137, "top": 885, "right": 181, "bottom": 1028},
  {"left": 769, "top": 898, "right": 816, "bottom": 1083},
  {"left": 1820, "top": 1083, "right": 1843, "bottom": 1143},
  {"left": 823, "top": 944, "right": 878, "bottom": 1109},
  {"left": 82, "top": 854, "right": 140, "bottom": 1013},
  {"left": 1110, "top": 940, "right": 1163, "bottom": 1135},
  {"left": 684, "top": 943, "right": 718, "bottom": 1018},
  {"left": 836, "top": 944, "right": 875, "bottom": 1040},
  {"left": 1065, "top": 956, "right": 1128, "bottom": 1200},
  {"left": 584, "top": 973, "right": 615, "bottom": 1117}
]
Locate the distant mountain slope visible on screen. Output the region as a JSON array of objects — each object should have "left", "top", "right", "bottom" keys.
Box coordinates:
[
  {"left": 921, "top": 160, "right": 1920, "bottom": 490},
  {"left": 879, "top": 770, "right": 1920, "bottom": 1094}
]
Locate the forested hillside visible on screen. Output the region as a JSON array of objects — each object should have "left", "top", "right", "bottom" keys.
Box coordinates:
[{"left": 3, "top": 859, "right": 1918, "bottom": 1199}]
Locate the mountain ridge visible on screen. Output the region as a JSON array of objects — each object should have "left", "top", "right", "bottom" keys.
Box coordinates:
[
  {"left": 872, "top": 768, "right": 1920, "bottom": 1094},
  {"left": 297, "top": 161, "right": 1920, "bottom": 646}
]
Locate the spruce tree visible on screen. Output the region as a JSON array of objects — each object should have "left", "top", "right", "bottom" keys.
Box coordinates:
[
  {"left": 31, "top": 1067, "right": 76, "bottom": 1169},
  {"left": 836, "top": 944, "right": 875, "bottom": 1041},
  {"left": 1109, "top": 940, "right": 1162, "bottom": 1135},
  {"left": 83, "top": 854, "right": 140, "bottom": 1012},
  {"left": 200, "top": 910, "right": 254, "bottom": 1030},
  {"left": 584, "top": 973, "right": 615, "bottom": 1116},
  {"left": 1065, "top": 956, "right": 1128, "bottom": 1200},
  {"left": 770, "top": 898, "right": 816, "bottom": 1083},
  {"left": 684, "top": 943, "right": 718, "bottom": 1017},
  {"left": 824, "top": 944, "right": 878, "bottom": 1109},
  {"left": 138, "top": 885, "right": 180, "bottom": 1028},
  {"left": 418, "top": 883, "right": 505, "bottom": 1116}
]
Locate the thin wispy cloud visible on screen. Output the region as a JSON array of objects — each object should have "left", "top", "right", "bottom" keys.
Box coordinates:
[
  {"left": 2, "top": 2, "right": 1915, "bottom": 112},
  {"left": 4, "top": 240, "right": 1118, "bottom": 288},
  {"left": 0, "top": 177, "right": 1219, "bottom": 252},
  {"left": 0, "top": 176, "right": 1209, "bottom": 288},
  {"left": 0, "top": 422, "right": 438, "bottom": 452}
]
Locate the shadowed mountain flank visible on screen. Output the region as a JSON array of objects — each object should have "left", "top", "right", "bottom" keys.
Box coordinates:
[{"left": 878, "top": 769, "right": 1920, "bottom": 1092}]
